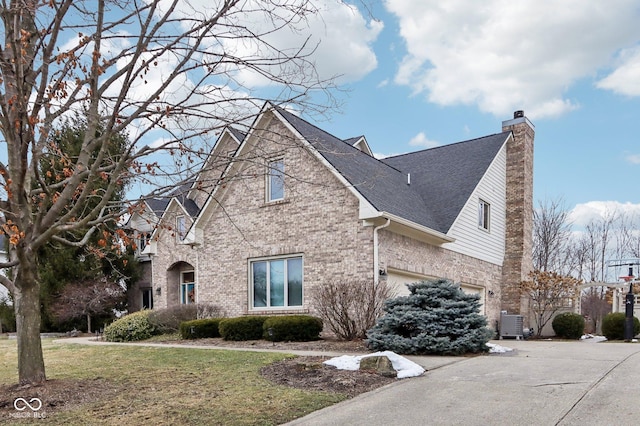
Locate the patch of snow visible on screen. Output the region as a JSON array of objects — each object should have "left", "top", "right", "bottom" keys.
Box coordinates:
[
  {"left": 323, "top": 351, "right": 425, "bottom": 379},
  {"left": 581, "top": 334, "right": 607, "bottom": 343},
  {"left": 486, "top": 342, "right": 513, "bottom": 353}
]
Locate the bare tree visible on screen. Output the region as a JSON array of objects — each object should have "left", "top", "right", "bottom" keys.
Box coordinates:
[
  {"left": 310, "top": 279, "right": 396, "bottom": 340},
  {"left": 533, "top": 198, "right": 572, "bottom": 273},
  {"left": 581, "top": 288, "right": 611, "bottom": 334},
  {"left": 49, "top": 279, "right": 125, "bottom": 333},
  {"left": 521, "top": 270, "right": 582, "bottom": 337},
  {"left": 0, "top": 0, "right": 340, "bottom": 384}
]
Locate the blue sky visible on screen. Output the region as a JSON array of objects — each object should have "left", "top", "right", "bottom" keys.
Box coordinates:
[{"left": 293, "top": 1, "right": 640, "bottom": 226}]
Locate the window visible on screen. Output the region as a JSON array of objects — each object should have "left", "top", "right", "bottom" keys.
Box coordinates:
[
  {"left": 176, "top": 216, "right": 187, "bottom": 241},
  {"left": 180, "top": 271, "right": 195, "bottom": 304},
  {"left": 136, "top": 232, "right": 150, "bottom": 254},
  {"left": 142, "top": 288, "right": 153, "bottom": 310},
  {"left": 251, "top": 256, "right": 303, "bottom": 308},
  {"left": 478, "top": 199, "right": 490, "bottom": 231},
  {"left": 267, "top": 158, "right": 285, "bottom": 202}
]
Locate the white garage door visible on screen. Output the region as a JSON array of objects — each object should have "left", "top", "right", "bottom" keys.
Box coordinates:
[
  {"left": 385, "top": 270, "right": 430, "bottom": 297},
  {"left": 460, "top": 284, "right": 486, "bottom": 315},
  {"left": 385, "top": 270, "right": 486, "bottom": 315}
]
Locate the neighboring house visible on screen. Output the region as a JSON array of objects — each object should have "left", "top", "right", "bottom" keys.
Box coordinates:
[{"left": 128, "top": 103, "right": 534, "bottom": 328}]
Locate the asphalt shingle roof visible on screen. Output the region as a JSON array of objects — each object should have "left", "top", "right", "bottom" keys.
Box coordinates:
[
  {"left": 383, "top": 133, "right": 510, "bottom": 232},
  {"left": 275, "top": 106, "right": 509, "bottom": 234}
]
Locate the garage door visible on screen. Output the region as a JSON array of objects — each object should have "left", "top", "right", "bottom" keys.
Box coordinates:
[
  {"left": 460, "top": 284, "right": 486, "bottom": 315},
  {"left": 385, "top": 270, "right": 430, "bottom": 297},
  {"left": 385, "top": 270, "right": 486, "bottom": 315}
]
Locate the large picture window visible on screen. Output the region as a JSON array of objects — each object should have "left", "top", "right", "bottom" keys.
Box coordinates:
[
  {"left": 251, "top": 256, "right": 302, "bottom": 308},
  {"left": 267, "top": 158, "right": 285, "bottom": 202}
]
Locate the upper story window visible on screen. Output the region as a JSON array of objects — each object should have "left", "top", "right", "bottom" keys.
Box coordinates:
[
  {"left": 478, "top": 199, "right": 490, "bottom": 231},
  {"left": 136, "top": 232, "right": 150, "bottom": 255},
  {"left": 176, "top": 215, "right": 187, "bottom": 241},
  {"left": 267, "top": 158, "right": 285, "bottom": 202}
]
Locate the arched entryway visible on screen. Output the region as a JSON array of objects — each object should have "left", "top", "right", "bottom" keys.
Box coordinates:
[{"left": 166, "top": 261, "right": 196, "bottom": 307}]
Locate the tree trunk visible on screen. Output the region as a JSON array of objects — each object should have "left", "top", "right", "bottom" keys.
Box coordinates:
[
  {"left": 87, "top": 313, "right": 92, "bottom": 334},
  {"left": 14, "top": 263, "right": 47, "bottom": 385}
]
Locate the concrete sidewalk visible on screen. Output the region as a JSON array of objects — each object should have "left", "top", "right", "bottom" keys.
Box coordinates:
[{"left": 286, "top": 339, "right": 640, "bottom": 426}]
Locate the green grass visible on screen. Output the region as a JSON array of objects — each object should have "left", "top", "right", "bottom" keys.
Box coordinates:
[{"left": 0, "top": 339, "right": 344, "bottom": 425}]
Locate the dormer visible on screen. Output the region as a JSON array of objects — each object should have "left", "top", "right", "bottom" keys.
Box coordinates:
[{"left": 344, "top": 136, "right": 373, "bottom": 157}]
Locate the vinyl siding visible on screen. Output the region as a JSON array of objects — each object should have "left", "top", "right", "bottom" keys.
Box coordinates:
[{"left": 446, "top": 144, "right": 506, "bottom": 265}]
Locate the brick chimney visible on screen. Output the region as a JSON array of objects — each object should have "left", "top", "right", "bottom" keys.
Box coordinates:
[{"left": 501, "top": 110, "right": 534, "bottom": 319}]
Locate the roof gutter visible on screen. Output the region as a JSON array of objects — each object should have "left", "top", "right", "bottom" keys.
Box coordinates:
[{"left": 376, "top": 212, "right": 455, "bottom": 244}]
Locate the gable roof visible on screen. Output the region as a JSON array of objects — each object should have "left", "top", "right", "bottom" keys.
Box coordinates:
[
  {"left": 274, "top": 106, "right": 509, "bottom": 234},
  {"left": 383, "top": 132, "right": 510, "bottom": 232},
  {"left": 140, "top": 180, "right": 200, "bottom": 221}
]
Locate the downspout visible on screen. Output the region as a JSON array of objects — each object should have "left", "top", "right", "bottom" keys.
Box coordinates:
[{"left": 373, "top": 218, "right": 391, "bottom": 284}]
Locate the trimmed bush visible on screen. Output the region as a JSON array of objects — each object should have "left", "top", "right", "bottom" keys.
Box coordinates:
[
  {"left": 602, "top": 312, "right": 640, "bottom": 340},
  {"left": 219, "top": 316, "right": 270, "bottom": 341},
  {"left": 104, "top": 310, "right": 156, "bottom": 342},
  {"left": 263, "top": 315, "right": 323, "bottom": 342},
  {"left": 552, "top": 312, "right": 585, "bottom": 339},
  {"left": 180, "top": 318, "right": 223, "bottom": 339}
]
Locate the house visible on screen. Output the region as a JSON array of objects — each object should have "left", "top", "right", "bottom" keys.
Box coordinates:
[{"left": 128, "top": 103, "right": 534, "bottom": 329}]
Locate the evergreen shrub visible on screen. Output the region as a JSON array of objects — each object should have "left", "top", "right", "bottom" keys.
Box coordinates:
[
  {"left": 262, "top": 315, "right": 323, "bottom": 342},
  {"left": 104, "top": 310, "right": 156, "bottom": 342},
  {"left": 602, "top": 312, "right": 640, "bottom": 340},
  {"left": 219, "top": 316, "right": 270, "bottom": 341},
  {"left": 367, "top": 279, "right": 493, "bottom": 355},
  {"left": 180, "top": 318, "right": 223, "bottom": 339},
  {"left": 551, "top": 312, "right": 585, "bottom": 339}
]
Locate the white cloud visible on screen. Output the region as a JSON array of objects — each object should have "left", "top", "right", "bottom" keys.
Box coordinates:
[
  {"left": 597, "top": 47, "right": 640, "bottom": 96},
  {"left": 384, "top": 0, "right": 640, "bottom": 118},
  {"left": 408, "top": 132, "right": 439, "bottom": 149},
  {"left": 627, "top": 154, "right": 640, "bottom": 164},
  {"left": 210, "top": 0, "right": 382, "bottom": 87},
  {"left": 568, "top": 201, "right": 640, "bottom": 227}
]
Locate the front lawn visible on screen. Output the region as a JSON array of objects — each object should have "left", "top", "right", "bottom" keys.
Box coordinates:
[{"left": 0, "top": 339, "right": 343, "bottom": 425}]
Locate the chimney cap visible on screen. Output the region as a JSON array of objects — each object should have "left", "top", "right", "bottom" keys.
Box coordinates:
[{"left": 514, "top": 110, "right": 524, "bottom": 119}]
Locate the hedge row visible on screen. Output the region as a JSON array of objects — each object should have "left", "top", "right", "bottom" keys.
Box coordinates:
[
  {"left": 180, "top": 315, "right": 323, "bottom": 342},
  {"left": 180, "top": 318, "right": 223, "bottom": 339},
  {"left": 263, "top": 315, "right": 323, "bottom": 342},
  {"left": 105, "top": 311, "right": 323, "bottom": 343}
]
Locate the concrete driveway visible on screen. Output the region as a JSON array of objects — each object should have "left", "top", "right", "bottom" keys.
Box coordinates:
[{"left": 286, "top": 339, "right": 640, "bottom": 426}]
